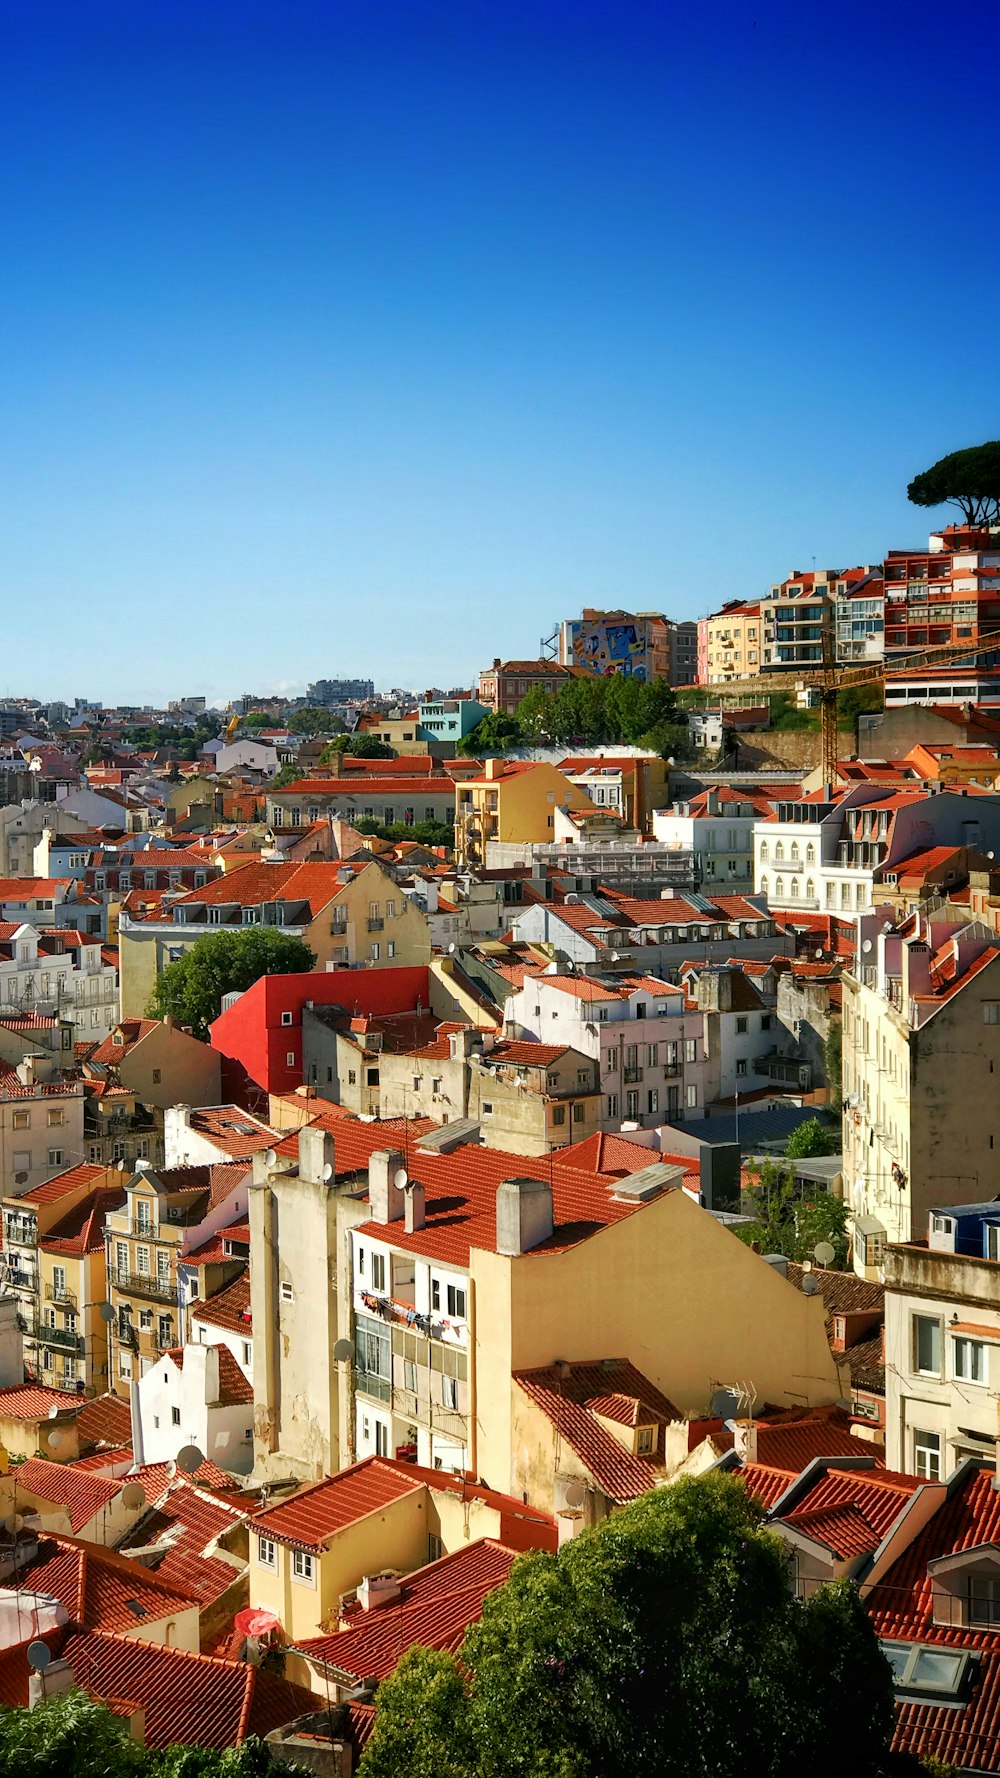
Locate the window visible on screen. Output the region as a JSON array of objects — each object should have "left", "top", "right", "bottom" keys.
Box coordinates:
[
  {"left": 735, "top": 1059, "right": 747, "bottom": 1078},
  {"left": 685, "top": 1084, "right": 698, "bottom": 1108},
  {"left": 46, "top": 1108, "right": 62, "bottom": 1127},
  {"left": 292, "top": 1550, "right": 315, "bottom": 1584},
  {"left": 287, "top": 1051, "right": 295, "bottom": 1066},
  {"left": 281, "top": 1011, "right": 293, "bottom": 1027},
  {"left": 913, "top": 1428, "right": 941, "bottom": 1481},
  {"left": 387, "top": 941, "right": 395, "bottom": 958},
  {"left": 47, "top": 1149, "right": 63, "bottom": 1167},
  {"left": 280, "top": 1281, "right": 294, "bottom": 1303},
  {"left": 375, "top": 1421, "right": 389, "bottom": 1457},
  {"left": 736, "top": 1016, "right": 748, "bottom": 1034},
  {"left": 637, "top": 1426, "right": 655, "bottom": 1455},
  {"left": 11, "top": 1111, "right": 28, "bottom": 1130},
  {"left": 52, "top": 1264, "right": 66, "bottom": 1298},
  {"left": 257, "top": 1537, "right": 277, "bottom": 1569},
  {"left": 136, "top": 1246, "right": 150, "bottom": 1277},
  {"left": 913, "top": 1315, "right": 942, "bottom": 1377},
  {"left": 371, "top": 1253, "right": 386, "bottom": 1292},
  {"left": 684, "top": 1038, "right": 697, "bottom": 1064},
  {"left": 431, "top": 1279, "right": 441, "bottom": 1311},
  {"left": 403, "top": 1358, "right": 417, "bottom": 1392},
  {"left": 552, "top": 1104, "right": 566, "bottom": 1125},
  {"left": 370, "top": 942, "right": 380, "bottom": 961},
  {"left": 607, "top": 1093, "right": 618, "bottom": 1119},
  {"left": 447, "top": 1283, "right": 467, "bottom": 1319},
  {"left": 881, "top": 1640, "right": 970, "bottom": 1701},
  {"left": 428, "top": 1532, "right": 443, "bottom": 1563},
  {"left": 985, "top": 1004, "right": 1000, "bottom": 1025},
  {"left": 171, "top": 1406, "right": 181, "bottom": 1426},
  {"left": 157, "top": 1249, "right": 170, "bottom": 1285},
  {"left": 647, "top": 1088, "right": 658, "bottom": 1114},
  {"left": 954, "top": 1336, "right": 988, "bottom": 1385},
  {"left": 442, "top": 1374, "right": 458, "bottom": 1409},
  {"left": 761, "top": 1014, "right": 772, "bottom": 1031},
  {"left": 482, "top": 1101, "right": 493, "bottom": 1117}
]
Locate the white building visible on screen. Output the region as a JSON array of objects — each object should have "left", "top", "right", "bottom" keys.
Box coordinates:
[
  {"left": 754, "top": 785, "right": 1000, "bottom": 917},
  {"left": 653, "top": 787, "right": 785, "bottom": 895},
  {"left": 503, "top": 969, "right": 707, "bottom": 1127},
  {"left": 884, "top": 1201, "right": 1000, "bottom": 1481},
  {"left": 135, "top": 1341, "right": 255, "bottom": 1475},
  {"left": 509, "top": 887, "right": 779, "bottom": 978}
]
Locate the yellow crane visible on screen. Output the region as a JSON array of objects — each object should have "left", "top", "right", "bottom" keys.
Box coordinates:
[
  {"left": 224, "top": 711, "right": 241, "bottom": 741},
  {"left": 707, "top": 630, "right": 1000, "bottom": 786}
]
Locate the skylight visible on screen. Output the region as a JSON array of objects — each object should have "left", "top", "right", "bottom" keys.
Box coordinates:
[{"left": 881, "top": 1640, "right": 974, "bottom": 1703}]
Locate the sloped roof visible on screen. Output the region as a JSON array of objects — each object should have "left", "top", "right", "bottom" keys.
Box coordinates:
[
  {"left": 515, "top": 1359, "right": 681, "bottom": 1502},
  {"left": 251, "top": 1455, "right": 424, "bottom": 1551},
  {"left": 298, "top": 1539, "right": 516, "bottom": 1677},
  {"left": 190, "top": 1270, "right": 251, "bottom": 1335},
  {"left": 16, "top": 1533, "right": 198, "bottom": 1632},
  {"left": 17, "top": 1458, "right": 122, "bottom": 1534},
  {"left": 116, "top": 1477, "right": 249, "bottom": 1607},
  {"left": 20, "top": 1162, "right": 107, "bottom": 1208},
  {"left": 0, "top": 1384, "right": 80, "bottom": 1423},
  {"left": 76, "top": 1392, "right": 133, "bottom": 1451}
]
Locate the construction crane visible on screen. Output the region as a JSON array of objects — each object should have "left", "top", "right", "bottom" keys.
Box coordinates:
[{"left": 705, "top": 630, "right": 1000, "bottom": 786}]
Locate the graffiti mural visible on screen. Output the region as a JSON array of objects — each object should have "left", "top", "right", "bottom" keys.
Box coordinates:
[{"left": 566, "top": 616, "right": 651, "bottom": 679}]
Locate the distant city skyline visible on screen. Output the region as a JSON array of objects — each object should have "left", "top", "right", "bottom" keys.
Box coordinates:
[{"left": 3, "top": 0, "right": 999, "bottom": 703}]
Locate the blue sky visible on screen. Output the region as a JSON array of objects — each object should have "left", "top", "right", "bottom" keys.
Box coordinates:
[{"left": 3, "top": 0, "right": 998, "bottom": 706}]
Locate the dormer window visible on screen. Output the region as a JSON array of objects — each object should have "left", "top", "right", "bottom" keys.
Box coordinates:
[{"left": 636, "top": 1425, "right": 655, "bottom": 1455}]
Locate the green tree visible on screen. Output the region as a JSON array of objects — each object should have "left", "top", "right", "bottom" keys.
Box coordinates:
[
  {"left": 147, "top": 928, "right": 315, "bottom": 1039},
  {"left": 785, "top": 1115, "right": 838, "bottom": 1159},
  {"left": 361, "top": 1475, "right": 894, "bottom": 1778},
  {"left": 240, "top": 710, "right": 272, "bottom": 729},
  {"left": 908, "top": 441, "right": 1000, "bottom": 528},
  {"left": 268, "top": 763, "right": 301, "bottom": 790},
  {"left": 515, "top": 685, "right": 559, "bottom": 740},
  {"left": 0, "top": 1689, "right": 141, "bottom": 1778},
  {"left": 285, "top": 707, "right": 345, "bottom": 735},
  {"left": 457, "top": 712, "right": 524, "bottom": 756},
  {"left": 736, "top": 1157, "right": 848, "bottom": 1268},
  {"left": 320, "top": 734, "right": 396, "bottom": 759}
]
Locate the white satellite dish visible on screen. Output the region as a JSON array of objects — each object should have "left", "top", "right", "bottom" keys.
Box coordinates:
[
  {"left": 47, "top": 1404, "right": 61, "bottom": 1420},
  {"left": 333, "top": 1338, "right": 355, "bottom": 1362},
  {"left": 116, "top": 1159, "right": 126, "bottom": 1172},
  {"left": 175, "top": 1443, "right": 204, "bottom": 1475},
  {"left": 563, "top": 1480, "right": 586, "bottom": 1510},
  {"left": 26, "top": 1641, "right": 50, "bottom": 1673},
  {"left": 393, "top": 1166, "right": 408, "bottom": 1191},
  {"left": 165, "top": 1459, "right": 177, "bottom": 1480},
  {"left": 321, "top": 1161, "right": 333, "bottom": 1181},
  {"left": 47, "top": 1431, "right": 61, "bottom": 1451},
  {"left": 447, "top": 942, "right": 456, "bottom": 954},
  {"left": 861, "top": 939, "right": 873, "bottom": 954},
  {"left": 121, "top": 1483, "right": 146, "bottom": 1512},
  {"left": 264, "top": 1149, "right": 277, "bottom": 1167},
  {"left": 814, "top": 1241, "right": 836, "bottom": 1267}
]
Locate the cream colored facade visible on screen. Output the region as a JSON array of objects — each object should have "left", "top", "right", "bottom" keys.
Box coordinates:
[
  {"left": 37, "top": 1234, "right": 112, "bottom": 1396},
  {"left": 701, "top": 603, "right": 761, "bottom": 683},
  {"left": 114, "top": 1019, "right": 222, "bottom": 1110},
  {"left": 455, "top": 760, "right": 596, "bottom": 867},
  {"left": 842, "top": 908, "right": 1000, "bottom": 1277},
  {"left": 326, "top": 858, "right": 431, "bottom": 971},
  {"left": 883, "top": 1236, "right": 1000, "bottom": 1483},
  {"left": 377, "top": 1031, "right": 601, "bottom": 1156},
  {"left": 0, "top": 1072, "right": 85, "bottom": 1200}
]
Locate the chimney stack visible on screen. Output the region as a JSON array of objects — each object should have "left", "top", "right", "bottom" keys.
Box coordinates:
[
  {"left": 368, "top": 1150, "right": 406, "bottom": 1223},
  {"left": 496, "top": 1177, "right": 554, "bottom": 1256},
  {"left": 733, "top": 1419, "right": 758, "bottom": 1465},
  {"left": 298, "top": 1126, "right": 336, "bottom": 1187},
  {"left": 403, "top": 1181, "right": 425, "bottom": 1233}
]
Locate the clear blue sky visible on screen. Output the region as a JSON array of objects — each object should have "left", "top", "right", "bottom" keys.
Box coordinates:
[{"left": 3, "top": 0, "right": 998, "bottom": 707}]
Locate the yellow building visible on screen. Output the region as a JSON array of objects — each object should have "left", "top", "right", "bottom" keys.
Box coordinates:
[
  {"left": 700, "top": 600, "right": 762, "bottom": 683},
  {"left": 119, "top": 855, "right": 430, "bottom": 1018},
  {"left": 2, "top": 1162, "right": 121, "bottom": 1390},
  {"left": 455, "top": 760, "right": 597, "bottom": 866},
  {"left": 246, "top": 1453, "right": 554, "bottom": 1663},
  {"left": 37, "top": 1183, "right": 124, "bottom": 1395}
]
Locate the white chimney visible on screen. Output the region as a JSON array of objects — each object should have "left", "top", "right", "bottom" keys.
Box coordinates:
[
  {"left": 403, "top": 1181, "right": 425, "bottom": 1233},
  {"left": 368, "top": 1150, "right": 406, "bottom": 1224},
  {"left": 733, "top": 1419, "right": 758, "bottom": 1464},
  {"left": 357, "top": 1573, "right": 402, "bottom": 1611}
]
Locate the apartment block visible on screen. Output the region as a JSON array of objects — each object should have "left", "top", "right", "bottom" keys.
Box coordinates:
[
  {"left": 883, "top": 526, "right": 1000, "bottom": 707},
  {"left": 696, "top": 601, "right": 761, "bottom": 684}
]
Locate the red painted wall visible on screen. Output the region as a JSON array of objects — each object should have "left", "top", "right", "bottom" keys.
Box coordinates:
[{"left": 209, "top": 966, "right": 431, "bottom": 1096}]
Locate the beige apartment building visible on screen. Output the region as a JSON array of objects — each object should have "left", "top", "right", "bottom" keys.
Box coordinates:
[
  {"left": 377, "top": 1029, "right": 602, "bottom": 1155},
  {"left": 698, "top": 601, "right": 761, "bottom": 683},
  {"left": 843, "top": 906, "right": 1000, "bottom": 1277}
]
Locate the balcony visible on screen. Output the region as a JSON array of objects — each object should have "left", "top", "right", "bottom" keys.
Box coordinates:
[
  {"left": 354, "top": 1366, "right": 391, "bottom": 1404},
  {"left": 33, "top": 1321, "right": 84, "bottom": 1354},
  {"left": 110, "top": 1268, "right": 175, "bottom": 1303},
  {"left": 367, "top": 918, "right": 384, "bottom": 932},
  {"left": 130, "top": 1218, "right": 157, "bottom": 1239},
  {"left": 663, "top": 1062, "right": 682, "bottom": 1078},
  {"left": 44, "top": 1282, "right": 77, "bottom": 1308},
  {"left": 623, "top": 1067, "right": 643, "bottom": 1084}
]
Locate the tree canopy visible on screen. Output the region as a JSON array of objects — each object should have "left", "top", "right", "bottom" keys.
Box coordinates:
[
  {"left": 0, "top": 1691, "right": 280, "bottom": 1778},
  {"left": 320, "top": 734, "right": 396, "bottom": 759},
  {"left": 354, "top": 816, "right": 454, "bottom": 849},
  {"left": 147, "top": 927, "right": 315, "bottom": 1038},
  {"left": 360, "top": 1474, "right": 894, "bottom": 1778},
  {"left": 907, "top": 441, "right": 1000, "bottom": 527},
  {"left": 785, "top": 1114, "right": 839, "bottom": 1159},
  {"left": 455, "top": 712, "right": 524, "bottom": 757},
  {"left": 736, "top": 1156, "right": 848, "bottom": 1268},
  {"left": 284, "top": 706, "right": 346, "bottom": 734}
]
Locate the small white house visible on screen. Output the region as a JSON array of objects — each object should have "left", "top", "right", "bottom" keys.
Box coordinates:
[{"left": 136, "top": 1342, "right": 254, "bottom": 1475}]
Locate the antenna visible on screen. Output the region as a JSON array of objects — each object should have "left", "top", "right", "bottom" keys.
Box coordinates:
[{"left": 709, "top": 1387, "right": 739, "bottom": 1420}]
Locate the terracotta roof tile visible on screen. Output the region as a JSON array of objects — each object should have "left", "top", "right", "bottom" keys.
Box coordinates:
[
  {"left": 515, "top": 1359, "right": 680, "bottom": 1502},
  {"left": 251, "top": 1455, "right": 424, "bottom": 1551},
  {"left": 18, "top": 1458, "right": 123, "bottom": 1533},
  {"left": 190, "top": 1271, "right": 251, "bottom": 1335}
]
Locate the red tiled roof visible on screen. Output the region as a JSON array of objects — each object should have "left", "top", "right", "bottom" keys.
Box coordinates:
[
  {"left": 717, "top": 1421, "right": 882, "bottom": 1472},
  {"left": 18, "top": 1458, "right": 124, "bottom": 1533},
  {"left": 18, "top": 1532, "right": 198, "bottom": 1632},
  {"left": 515, "top": 1359, "right": 681, "bottom": 1502},
  {"left": 160, "top": 1344, "right": 253, "bottom": 1405},
  {"left": 76, "top": 1392, "right": 133, "bottom": 1451},
  {"left": 774, "top": 1464, "right": 917, "bottom": 1544},
  {"left": 57, "top": 1628, "right": 317, "bottom": 1749},
  {"left": 88, "top": 1021, "right": 158, "bottom": 1063},
  {"left": 42, "top": 1187, "right": 127, "bottom": 1257},
  {"left": 250, "top": 1455, "right": 423, "bottom": 1551},
  {"left": 0, "top": 878, "right": 72, "bottom": 900},
  {"left": 181, "top": 1106, "right": 277, "bottom": 1156},
  {"left": 128, "top": 1454, "right": 244, "bottom": 1497},
  {"left": 116, "top": 1476, "right": 249, "bottom": 1607},
  {"left": 190, "top": 1270, "right": 251, "bottom": 1335},
  {"left": 867, "top": 1465, "right": 1000, "bottom": 1649},
  {"left": 0, "top": 1384, "right": 81, "bottom": 1423},
  {"left": 299, "top": 1539, "right": 516, "bottom": 1677},
  {"left": 20, "top": 1162, "right": 108, "bottom": 1208}
]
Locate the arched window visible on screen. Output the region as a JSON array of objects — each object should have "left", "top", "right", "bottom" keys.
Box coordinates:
[
  {"left": 760, "top": 875, "right": 769, "bottom": 898},
  {"left": 775, "top": 876, "right": 784, "bottom": 899},
  {"left": 775, "top": 842, "right": 785, "bottom": 862},
  {"left": 806, "top": 842, "right": 816, "bottom": 865},
  {"left": 806, "top": 879, "right": 815, "bottom": 899},
  {"left": 791, "top": 841, "right": 800, "bottom": 863},
  {"left": 790, "top": 878, "right": 800, "bottom": 898},
  {"left": 760, "top": 841, "right": 768, "bottom": 863}
]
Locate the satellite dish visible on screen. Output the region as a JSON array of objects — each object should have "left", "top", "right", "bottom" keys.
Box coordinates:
[
  {"left": 165, "top": 1459, "right": 177, "bottom": 1480},
  {"left": 802, "top": 1276, "right": 821, "bottom": 1296},
  {"left": 333, "top": 1338, "right": 355, "bottom": 1362},
  {"left": 99, "top": 1302, "right": 115, "bottom": 1323},
  {"left": 710, "top": 1388, "right": 739, "bottom": 1420},
  {"left": 563, "top": 1480, "right": 586, "bottom": 1510},
  {"left": 447, "top": 943, "right": 456, "bottom": 954},
  {"left": 4, "top": 1514, "right": 23, "bottom": 1534},
  {"left": 47, "top": 1431, "right": 61, "bottom": 1451},
  {"left": 13, "top": 1172, "right": 28, "bottom": 1186},
  {"left": 814, "top": 948, "right": 824, "bottom": 961},
  {"left": 26, "top": 1641, "right": 51, "bottom": 1673},
  {"left": 116, "top": 1159, "right": 126, "bottom": 1172},
  {"left": 861, "top": 939, "right": 873, "bottom": 954},
  {"left": 47, "top": 1404, "right": 61, "bottom": 1420},
  {"left": 264, "top": 1149, "right": 277, "bottom": 1167},
  {"left": 121, "top": 1483, "right": 146, "bottom": 1511},
  {"left": 321, "top": 1161, "right": 333, "bottom": 1181},
  {"left": 175, "top": 1443, "right": 204, "bottom": 1475},
  {"left": 393, "top": 1166, "right": 408, "bottom": 1191},
  {"left": 814, "top": 1240, "right": 836, "bottom": 1267}
]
